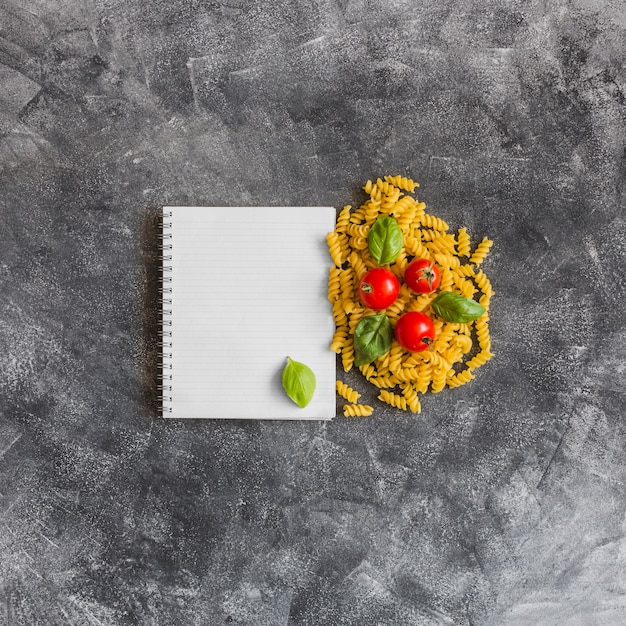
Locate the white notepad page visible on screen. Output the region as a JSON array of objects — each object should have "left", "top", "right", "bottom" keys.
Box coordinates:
[{"left": 162, "top": 206, "right": 337, "bottom": 420}]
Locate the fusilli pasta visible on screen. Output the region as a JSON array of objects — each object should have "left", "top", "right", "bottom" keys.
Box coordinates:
[
  {"left": 469, "top": 237, "right": 494, "bottom": 267},
  {"left": 336, "top": 381, "right": 361, "bottom": 403},
  {"left": 343, "top": 403, "right": 374, "bottom": 417},
  {"left": 378, "top": 389, "right": 408, "bottom": 410},
  {"left": 328, "top": 175, "right": 495, "bottom": 415}
]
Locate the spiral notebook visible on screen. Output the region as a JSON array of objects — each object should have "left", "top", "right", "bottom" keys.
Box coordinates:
[{"left": 161, "top": 206, "right": 337, "bottom": 420}]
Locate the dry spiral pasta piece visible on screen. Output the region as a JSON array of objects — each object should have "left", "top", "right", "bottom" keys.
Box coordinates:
[
  {"left": 346, "top": 222, "right": 370, "bottom": 238},
  {"left": 369, "top": 374, "right": 396, "bottom": 389},
  {"left": 332, "top": 299, "right": 348, "bottom": 328},
  {"left": 339, "top": 233, "right": 352, "bottom": 260},
  {"left": 363, "top": 200, "right": 380, "bottom": 222},
  {"left": 400, "top": 383, "right": 421, "bottom": 413},
  {"left": 378, "top": 389, "right": 408, "bottom": 410},
  {"left": 341, "top": 340, "right": 355, "bottom": 373},
  {"left": 384, "top": 174, "right": 420, "bottom": 193},
  {"left": 343, "top": 403, "right": 373, "bottom": 417},
  {"left": 350, "top": 207, "right": 366, "bottom": 224},
  {"left": 363, "top": 179, "right": 383, "bottom": 201},
  {"left": 474, "top": 269, "right": 494, "bottom": 297},
  {"left": 336, "top": 205, "right": 352, "bottom": 233},
  {"left": 329, "top": 326, "right": 349, "bottom": 353},
  {"left": 465, "top": 349, "right": 494, "bottom": 370},
  {"left": 430, "top": 367, "right": 449, "bottom": 394},
  {"left": 387, "top": 343, "right": 405, "bottom": 374},
  {"left": 326, "top": 231, "right": 343, "bottom": 267},
  {"left": 349, "top": 235, "right": 369, "bottom": 251},
  {"left": 348, "top": 250, "right": 369, "bottom": 279},
  {"left": 338, "top": 269, "right": 354, "bottom": 300},
  {"left": 415, "top": 360, "right": 433, "bottom": 394},
  {"left": 438, "top": 267, "right": 455, "bottom": 292},
  {"left": 375, "top": 177, "right": 401, "bottom": 197},
  {"left": 469, "top": 237, "right": 494, "bottom": 267},
  {"left": 456, "top": 227, "right": 471, "bottom": 257},
  {"left": 475, "top": 316, "right": 491, "bottom": 351},
  {"left": 336, "top": 381, "right": 361, "bottom": 403},
  {"left": 420, "top": 213, "right": 449, "bottom": 231},
  {"left": 328, "top": 267, "right": 341, "bottom": 303},
  {"left": 392, "top": 367, "right": 420, "bottom": 384}
]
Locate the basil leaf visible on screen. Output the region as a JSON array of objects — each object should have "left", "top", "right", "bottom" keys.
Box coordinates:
[
  {"left": 354, "top": 314, "right": 394, "bottom": 366},
  {"left": 367, "top": 216, "right": 403, "bottom": 265},
  {"left": 282, "top": 357, "right": 316, "bottom": 408},
  {"left": 431, "top": 290, "right": 486, "bottom": 323}
]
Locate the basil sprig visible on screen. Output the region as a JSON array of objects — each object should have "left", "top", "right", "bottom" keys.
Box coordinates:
[
  {"left": 354, "top": 314, "right": 394, "bottom": 366},
  {"left": 367, "top": 216, "right": 403, "bottom": 265},
  {"left": 282, "top": 357, "right": 316, "bottom": 408},
  {"left": 431, "top": 290, "right": 486, "bottom": 323}
]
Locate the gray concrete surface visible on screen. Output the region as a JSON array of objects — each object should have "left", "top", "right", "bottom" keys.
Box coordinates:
[{"left": 1, "top": 1, "right": 625, "bottom": 624}]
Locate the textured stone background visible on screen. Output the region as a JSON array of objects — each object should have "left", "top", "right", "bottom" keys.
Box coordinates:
[{"left": 1, "top": 1, "right": 625, "bottom": 624}]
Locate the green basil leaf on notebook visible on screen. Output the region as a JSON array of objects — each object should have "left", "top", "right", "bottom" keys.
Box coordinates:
[
  {"left": 354, "top": 314, "right": 394, "bottom": 366},
  {"left": 367, "top": 216, "right": 403, "bottom": 265},
  {"left": 282, "top": 357, "right": 316, "bottom": 408},
  {"left": 431, "top": 290, "right": 486, "bottom": 323}
]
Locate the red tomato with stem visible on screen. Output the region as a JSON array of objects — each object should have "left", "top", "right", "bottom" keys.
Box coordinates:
[
  {"left": 394, "top": 311, "right": 436, "bottom": 352},
  {"left": 358, "top": 268, "right": 400, "bottom": 310},
  {"left": 404, "top": 258, "right": 441, "bottom": 294}
]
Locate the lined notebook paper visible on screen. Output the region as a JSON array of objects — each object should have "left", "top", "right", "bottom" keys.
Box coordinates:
[{"left": 161, "top": 206, "right": 337, "bottom": 420}]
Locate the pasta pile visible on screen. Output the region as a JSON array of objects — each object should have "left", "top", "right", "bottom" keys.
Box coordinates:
[{"left": 327, "top": 175, "right": 494, "bottom": 416}]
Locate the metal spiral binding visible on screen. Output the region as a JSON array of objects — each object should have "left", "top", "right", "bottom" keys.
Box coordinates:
[{"left": 158, "top": 210, "right": 174, "bottom": 415}]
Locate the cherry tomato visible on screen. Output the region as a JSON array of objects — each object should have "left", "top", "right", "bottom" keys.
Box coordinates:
[
  {"left": 404, "top": 258, "right": 441, "bottom": 294},
  {"left": 358, "top": 268, "right": 400, "bottom": 310},
  {"left": 394, "top": 311, "right": 436, "bottom": 352}
]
